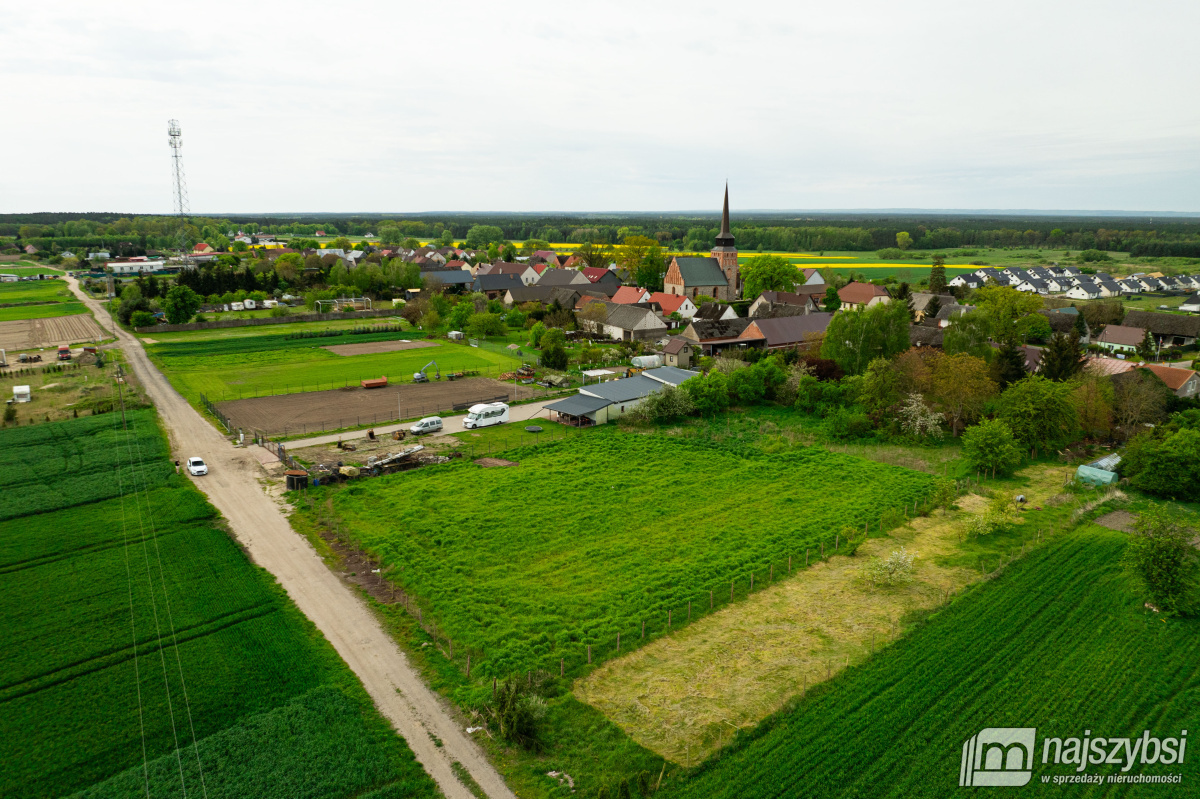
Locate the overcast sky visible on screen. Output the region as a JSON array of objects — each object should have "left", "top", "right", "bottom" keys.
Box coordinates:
[{"left": 3, "top": 0, "right": 1198, "bottom": 214}]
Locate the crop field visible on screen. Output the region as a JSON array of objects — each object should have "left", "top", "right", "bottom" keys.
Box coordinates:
[
  {"left": 0, "top": 412, "right": 438, "bottom": 798},
  {"left": 0, "top": 279, "right": 86, "bottom": 321},
  {"left": 144, "top": 315, "right": 411, "bottom": 343},
  {"left": 147, "top": 330, "right": 520, "bottom": 402},
  {"left": 292, "top": 430, "right": 934, "bottom": 679},
  {"left": 661, "top": 523, "right": 1200, "bottom": 798}
]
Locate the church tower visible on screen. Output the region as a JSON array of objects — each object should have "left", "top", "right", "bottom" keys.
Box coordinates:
[{"left": 711, "top": 184, "right": 739, "bottom": 299}]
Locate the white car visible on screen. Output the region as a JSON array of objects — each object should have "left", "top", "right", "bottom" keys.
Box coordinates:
[{"left": 187, "top": 457, "right": 208, "bottom": 476}]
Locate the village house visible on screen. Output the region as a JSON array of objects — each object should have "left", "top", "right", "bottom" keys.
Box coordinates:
[
  {"left": 647, "top": 292, "right": 697, "bottom": 320},
  {"left": 748, "top": 289, "right": 820, "bottom": 318},
  {"left": 472, "top": 273, "right": 522, "bottom": 299},
  {"left": 662, "top": 187, "right": 741, "bottom": 302},
  {"left": 837, "top": 282, "right": 891, "bottom": 310},
  {"left": 1038, "top": 308, "right": 1091, "bottom": 344},
  {"left": 581, "top": 267, "right": 622, "bottom": 290},
  {"left": 681, "top": 317, "right": 753, "bottom": 355},
  {"left": 736, "top": 313, "right": 833, "bottom": 351},
  {"left": 1132, "top": 363, "right": 1200, "bottom": 398},
  {"left": 909, "top": 293, "right": 956, "bottom": 322},
  {"left": 597, "top": 303, "right": 668, "bottom": 342},
  {"left": 1123, "top": 310, "right": 1200, "bottom": 348},
  {"left": 662, "top": 337, "right": 695, "bottom": 369},
  {"left": 693, "top": 302, "right": 739, "bottom": 322},
  {"left": 610, "top": 286, "right": 652, "bottom": 305},
  {"left": 1095, "top": 324, "right": 1146, "bottom": 354},
  {"left": 536, "top": 268, "right": 590, "bottom": 288}
]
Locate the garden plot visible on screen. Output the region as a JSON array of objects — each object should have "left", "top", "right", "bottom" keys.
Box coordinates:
[{"left": 322, "top": 339, "right": 438, "bottom": 356}]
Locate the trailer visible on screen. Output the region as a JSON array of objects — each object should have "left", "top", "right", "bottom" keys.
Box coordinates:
[{"left": 361, "top": 376, "right": 388, "bottom": 389}]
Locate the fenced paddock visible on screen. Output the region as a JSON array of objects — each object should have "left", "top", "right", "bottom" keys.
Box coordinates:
[{"left": 215, "top": 377, "right": 542, "bottom": 437}]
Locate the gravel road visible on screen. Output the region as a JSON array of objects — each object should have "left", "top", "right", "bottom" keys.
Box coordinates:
[{"left": 67, "top": 278, "right": 515, "bottom": 799}]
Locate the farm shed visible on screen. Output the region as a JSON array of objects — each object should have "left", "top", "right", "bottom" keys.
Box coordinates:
[
  {"left": 544, "top": 393, "right": 612, "bottom": 426},
  {"left": 573, "top": 374, "right": 664, "bottom": 424},
  {"left": 642, "top": 366, "right": 699, "bottom": 387}
]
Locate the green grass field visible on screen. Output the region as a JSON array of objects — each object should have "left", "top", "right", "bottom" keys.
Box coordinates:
[
  {"left": 146, "top": 330, "right": 521, "bottom": 402},
  {"left": 0, "top": 411, "right": 438, "bottom": 798},
  {"left": 661, "top": 522, "right": 1200, "bottom": 798},
  {"left": 144, "top": 314, "right": 410, "bottom": 343},
  {"left": 0, "top": 279, "right": 87, "bottom": 320},
  {"left": 292, "top": 429, "right": 934, "bottom": 679},
  {"left": 0, "top": 264, "right": 65, "bottom": 276}
]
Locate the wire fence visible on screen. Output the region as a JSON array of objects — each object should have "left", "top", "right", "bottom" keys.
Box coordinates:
[{"left": 199, "top": 392, "right": 231, "bottom": 432}]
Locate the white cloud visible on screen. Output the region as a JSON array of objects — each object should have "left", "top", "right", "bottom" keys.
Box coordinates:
[{"left": 2, "top": 0, "right": 1198, "bottom": 213}]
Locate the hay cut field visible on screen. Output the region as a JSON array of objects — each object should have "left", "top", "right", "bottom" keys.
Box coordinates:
[
  {"left": 290, "top": 429, "right": 935, "bottom": 681},
  {"left": 0, "top": 410, "right": 438, "bottom": 798},
  {"left": 661, "top": 522, "right": 1200, "bottom": 798}
]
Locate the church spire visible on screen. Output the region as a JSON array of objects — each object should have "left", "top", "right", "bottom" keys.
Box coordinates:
[{"left": 715, "top": 182, "right": 734, "bottom": 247}]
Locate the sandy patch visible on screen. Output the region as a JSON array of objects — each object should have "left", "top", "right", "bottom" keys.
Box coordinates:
[{"left": 322, "top": 339, "right": 438, "bottom": 357}]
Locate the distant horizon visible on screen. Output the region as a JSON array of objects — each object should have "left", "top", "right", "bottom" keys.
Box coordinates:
[{"left": 7, "top": 208, "right": 1200, "bottom": 220}]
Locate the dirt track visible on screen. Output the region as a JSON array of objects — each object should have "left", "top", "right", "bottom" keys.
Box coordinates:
[
  {"left": 219, "top": 377, "right": 540, "bottom": 436},
  {"left": 65, "top": 276, "right": 515, "bottom": 799}
]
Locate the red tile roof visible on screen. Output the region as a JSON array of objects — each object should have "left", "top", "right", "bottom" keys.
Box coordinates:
[
  {"left": 581, "top": 267, "right": 611, "bottom": 283},
  {"left": 837, "top": 282, "right": 890, "bottom": 305},
  {"left": 611, "top": 286, "right": 650, "bottom": 304},
  {"left": 1136, "top": 363, "right": 1198, "bottom": 391},
  {"left": 648, "top": 292, "right": 688, "bottom": 315}
]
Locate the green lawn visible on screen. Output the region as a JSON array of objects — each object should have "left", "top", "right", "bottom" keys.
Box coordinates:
[
  {"left": 0, "top": 411, "right": 438, "bottom": 798},
  {"left": 662, "top": 520, "right": 1200, "bottom": 798},
  {"left": 0, "top": 279, "right": 74, "bottom": 304},
  {"left": 0, "top": 301, "right": 87, "bottom": 321},
  {"left": 291, "top": 429, "right": 934, "bottom": 680},
  {"left": 147, "top": 332, "right": 521, "bottom": 402},
  {"left": 0, "top": 264, "right": 64, "bottom": 276},
  {"left": 145, "top": 315, "right": 410, "bottom": 343}
]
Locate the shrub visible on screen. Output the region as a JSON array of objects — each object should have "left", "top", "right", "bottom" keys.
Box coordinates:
[
  {"left": 1123, "top": 504, "right": 1199, "bottom": 615},
  {"left": 540, "top": 342, "right": 568, "bottom": 370},
  {"left": 961, "top": 419, "right": 1022, "bottom": 476},
  {"left": 898, "top": 392, "right": 944, "bottom": 440},
  {"left": 130, "top": 310, "right": 156, "bottom": 328},
  {"left": 627, "top": 385, "right": 695, "bottom": 423},
  {"left": 1120, "top": 428, "right": 1200, "bottom": 499},
  {"left": 864, "top": 547, "right": 916, "bottom": 587},
  {"left": 825, "top": 407, "right": 873, "bottom": 440}
]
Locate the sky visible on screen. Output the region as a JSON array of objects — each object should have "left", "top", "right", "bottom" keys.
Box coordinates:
[{"left": 3, "top": 0, "right": 1199, "bottom": 215}]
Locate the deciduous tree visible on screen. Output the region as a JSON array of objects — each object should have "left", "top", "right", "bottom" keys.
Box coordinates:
[
  {"left": 930, "top": 353, "right": 996, "bottom": 435},
  {"left": 1122, "top": 503, "right": 1199, "bottom": 615},
  {"left": 819, "top": 301, "right": 911, "bottom": 375},
  {"left": 996, "top": 375, "right": 1080, "bottom": 454},
  {"left": 162, "top": 285, "right": 202, "bottom": 324},
  {"left": 961, "top": 418, "right": 1022, "bottom": 475},
  {"left": 740, "top": 255, "right": 801, "bottom": 299}
]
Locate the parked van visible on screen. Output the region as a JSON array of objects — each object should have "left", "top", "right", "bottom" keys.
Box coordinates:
[
  {"left": 409, "top": 416, "right": 443, "bottom": 435},
  {"left": 463, "top": 402, "right": 509, "bottom": 430}
]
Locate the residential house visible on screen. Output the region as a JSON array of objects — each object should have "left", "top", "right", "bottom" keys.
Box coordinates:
[
  {"left": 1117, "top": 279, "right": 1143, "bottom": 294},
  {"left": 681, "top": 317, "right": 754, "bottom": 355},
  {"left": 749, "top": 290, "right": 820, "bottom": 318},
  {"left": 611, "top": 286, "right": 652, "bottom": 305},
  {"left": 736, "top": 313, "right": 833, "bottom": 351},
  {"left": 694, "top": 302, "right": 739, "bottom": 321},
  {"left": 581, "top": 267, "right": 622, "bottom": 290},
  {"left": 948, "top": 273, "right": 983, "bottom": 290},
  {"left": 647, "top": 292, "right": 697, "bottom": 320},
  {"left": 935, "top": 304, "right": 975, "bottom": 328},
  {"left": 488, "top": 262, "right": 539, "bottom": 285},
  {"left": 1133, "top": 363, "right": 1200, "bottom": 398},
  {"left": 1123, "top": 310, "right": 1200, "bottom": 348},
  {"left": 1084, "top": 356, "right": 1136, "bottom": 378},
  {"left": 838, "top": 282, "right": 891, "bottom": 310},
  {"left": 421, "top": 270, "right": 473, "bottom": 293},
  {"left": 597, "top": 304, "right": 668, "bottom": 342},
  {"left": 908, "top": 324, "right": 945, "bottom": 349},
  {"left": 800, "top": 267, "right": 825, "bottom": 285},
  {"left": 473, "top": 273, "right": 523, "bottom": 299},
  {"left": 1064, "top": 282, "right": 1101, "bottom": 300},
  {"left": 1180, "top": 292, "right": 1200, "bottom": 313},
  {"left": 536, "top": 268, "right": 590, "bottom": 288},
  {"left": 192, "top": 242, "right": 214, "bottom": 254},
  {"left": 1096, "top": 279, "right": 1123, "bottom": 298},
  {"left": 906, "top": 292, "right": 955, "bottom": 322},
  {"left": 503, "top": 285, "right": 557, "bottom": 307},
  {"left": 1095, "top": 324, "right": 1146, "bottom": 354},
  {"left": 1038, "top": 309, "right": 1090, "bottom": 343},
  {"left": 662, "top": 337, "right": 695, "bottom": 369}
]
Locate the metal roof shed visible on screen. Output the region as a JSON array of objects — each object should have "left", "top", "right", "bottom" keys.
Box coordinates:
[
  {"left": 545, "top": 394, "right": 613, "bottom": 416},
  {"left": 579, "top": 374, "right": 662, "bottom": 403}
]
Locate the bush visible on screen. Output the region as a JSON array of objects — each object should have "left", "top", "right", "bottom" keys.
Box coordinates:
[
  {"left": 1123, "top": 504, "right": 1199, "bottom": 615},
  {"left": 130, "top": 310, "right": 156, "bottom": 328},
  {"left": 627, "top": 385, "right": 695, "bottom": 422},
  {"left": 961, "top": 419, "right": 1022, "bottom": 476},
  {"left": 270, "top": 304, "right": 290, "bottom": 318},
  {"left": 1120, "top": 428, "right": 1200, "bottom": 499},
  {"left": 864, "top": 547, "right": 916, "bottom": 587},
  {"left": 541, "top": 342, "right": 568, "bottom": 370},
  {"left": 1079, "top": 249, "right": 1112, "bottom": 262},
  {"left": 825, "top": 407, "right": 873, "bottom": 440}
]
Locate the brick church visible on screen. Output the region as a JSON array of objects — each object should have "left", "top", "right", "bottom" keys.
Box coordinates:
[{"left": 663, "top": 185, "right": 740, "bottom": 302}]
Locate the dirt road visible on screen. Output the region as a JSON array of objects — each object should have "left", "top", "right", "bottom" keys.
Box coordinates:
[
  {"left": 66, "top": 277, "right": 515, "bottom": 799},
  {"left": 282, "top": 396, "right": 563, "bottom": 449}
]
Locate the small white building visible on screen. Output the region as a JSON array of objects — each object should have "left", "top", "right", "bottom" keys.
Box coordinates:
[{"left": 13, "top": 385, "right": 31, "bottom": 403}]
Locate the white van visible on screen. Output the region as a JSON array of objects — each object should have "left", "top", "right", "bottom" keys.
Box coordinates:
[
  {"left": 410, "top": 417, "right": 443, "bottom": 435},
  {"left": 463, "top": 402, "right": 509, "bottom": 430}
]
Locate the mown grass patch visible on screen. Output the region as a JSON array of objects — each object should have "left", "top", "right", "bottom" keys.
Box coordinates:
[{"left": 660, "top": 520, "right": 1200, "bottom": 798}]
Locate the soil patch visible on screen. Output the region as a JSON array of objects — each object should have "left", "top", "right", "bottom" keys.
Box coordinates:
[
  {"left": 0, "top": 315, "right": 108, "bottom": 351},
  {"left": 219, "top": 376, "right": 540, "bottom": 436},
  {"left": 1094, "top": 510, "right": 1137, "bottom": 532},
  {"left": 322, "top": 339, "right": 438, "bottom": 357},
  {"left": 474, "top": 458, "right": 518, "bottom": 468}
]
